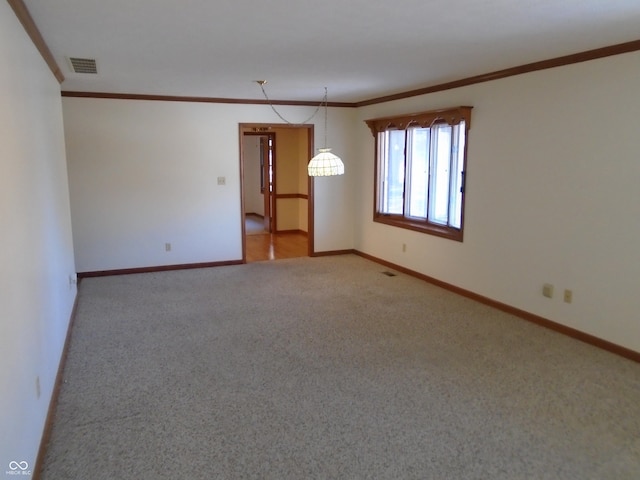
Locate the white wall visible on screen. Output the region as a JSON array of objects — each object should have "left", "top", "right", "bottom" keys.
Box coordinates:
[
  {"left": 62, "top": 98, "right": 355, "bottom": 271},
  {"left": 313, "top": 106, "right": 357, "bottom": 251},
  {"left": 0, "top": 2, "right": 77, "bottom": 471},
  {"left": 355, "top": 51, "right": 640, "bottom": 352}
]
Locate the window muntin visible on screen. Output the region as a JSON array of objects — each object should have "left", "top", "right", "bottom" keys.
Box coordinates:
[{"left": 366, "top": 107, "right": 472, "bottom": 241}]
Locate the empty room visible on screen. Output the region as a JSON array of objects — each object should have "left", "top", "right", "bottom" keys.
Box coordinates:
[{"left": 2, "top": 0, "right": 640, "bottom": 478}]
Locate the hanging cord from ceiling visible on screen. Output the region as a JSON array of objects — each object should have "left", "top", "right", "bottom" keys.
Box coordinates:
[{"left": 257, "top": 81, "right": 325, "bottom": 125}]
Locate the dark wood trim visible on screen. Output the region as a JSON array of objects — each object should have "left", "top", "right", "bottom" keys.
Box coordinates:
[
  {"left": 372, "top": 130, "right": 380, "bottom": 239},
  {"left": 356, "top": 39, "right": 640, "bottom": 107},
  {"left": 365, "top": 106, "right": 473, "bottom": 134},
  {"left": 7, "top": 0, "right": 65, "bottom": 83},
  {"left": 33, "top": 293, "right": 79, "bottom": 480},
  {"left": 311, "top": 249, "right": 356, "bottom": 257},
  {"left": 77, "top": 260, "right": 242, "bottom": 278},
  {"left": 61, "top": 91, "right": 355, "bottom": 108},
  {"left": 374, "top": 215, "right": 464, "bottom": 242},
  {"left": 275, "top": 193, "right": 309, "bottom": 200},
  {"left": 240, "top": 125, "right": 288, "bottom": 133},
  {"left": 239, "top": 125, "right": 248, "bottom": 262},
  {"left": 246, "top": 212, "right": 264, "bottom": 219},
  {"left": 354, "top": 251, "right": 640, "bottom": 363}
]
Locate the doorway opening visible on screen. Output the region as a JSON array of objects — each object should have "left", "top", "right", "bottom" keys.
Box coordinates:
[{"left": 240, "top": 124, "right": 314, "bottom": 262}]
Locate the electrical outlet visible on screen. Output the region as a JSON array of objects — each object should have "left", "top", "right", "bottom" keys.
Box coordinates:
[
  {"left": 217, "top": 176, "right": 226, "bottom": 186},
  {"left": 564, "top": 289, "right": 573, "bottom": 304},
  {"left": 165, "top": 243, "right": 172, "bottom": 252},
  {"left": 542, "top": 283, "right": 554, "bottom": 298},
  {"left": 36, "top": 376, "right": 41, "bottom": 399}
]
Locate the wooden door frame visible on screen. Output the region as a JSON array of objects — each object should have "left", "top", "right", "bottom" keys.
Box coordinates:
[{"left": 239, "top": 123, "right": 315, "bottom": 262}]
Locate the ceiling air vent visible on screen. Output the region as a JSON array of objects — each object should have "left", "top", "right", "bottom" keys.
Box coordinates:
[{"left": 67, "top": 57, "right": 98, "bottom": 74}]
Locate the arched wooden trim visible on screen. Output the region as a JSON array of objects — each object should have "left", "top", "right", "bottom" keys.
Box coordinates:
[{"left": 365, "top": 106, "right": 473, "bottom": 136}]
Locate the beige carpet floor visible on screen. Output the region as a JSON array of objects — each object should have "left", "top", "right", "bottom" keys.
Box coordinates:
[{"left": 40, "top": 255, "right": 640, "bottom": 479}]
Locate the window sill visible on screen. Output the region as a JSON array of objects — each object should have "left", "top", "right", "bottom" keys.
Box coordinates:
[{"left": 374, "top": 214, "right": 463, "bottom": 242}]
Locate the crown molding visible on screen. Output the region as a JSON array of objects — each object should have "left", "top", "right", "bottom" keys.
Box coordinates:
[
  {"left": 60, "top": 91, "right": 356, "bottom": 108},
  {"left": 355, "top": 39, "right": 640, "bottom": 107},
  {"left": 6, "top": 0, "right": 64, "bottom": 83}
]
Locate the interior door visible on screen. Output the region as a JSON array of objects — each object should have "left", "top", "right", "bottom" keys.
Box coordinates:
[{"left": 261, "top": 135, "right": 274, "bottom": 233}]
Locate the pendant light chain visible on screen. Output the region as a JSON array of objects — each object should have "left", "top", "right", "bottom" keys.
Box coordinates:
[
  {"left": 322, "top": 87, "right": 328, "bottom": 148},
  {"left": 256, "top": 81, "right": 344, "bottom": 176},
  {"left": 258, "top": 82, "right": 325, "bottom": 126}
]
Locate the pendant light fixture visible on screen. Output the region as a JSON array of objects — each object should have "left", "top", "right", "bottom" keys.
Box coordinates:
[
  {"left": 257, "top": 81, "right": 344, "bottom": 177},
  {"left": 307, "top": 87, "right": 344, "bottom": 177}
]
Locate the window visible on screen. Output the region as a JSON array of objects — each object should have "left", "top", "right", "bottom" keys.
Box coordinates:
[{"left": 366, "top": 106, "right": 472, "bottom": 241}]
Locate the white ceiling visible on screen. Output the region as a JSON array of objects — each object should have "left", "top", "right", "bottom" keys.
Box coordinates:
[{"left": 22, "top": 0, "right": 640, "bottom": 103}]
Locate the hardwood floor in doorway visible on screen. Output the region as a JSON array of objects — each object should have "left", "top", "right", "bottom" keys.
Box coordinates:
[{"left": 246, "top": 232, "right": 308, "bottom": 262}]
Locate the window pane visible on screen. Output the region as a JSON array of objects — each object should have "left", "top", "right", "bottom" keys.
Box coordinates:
[
  {"left": 406, "top": 128, "right": 429, "bottom": 218},
  {"left": 428, "top": 124, "right": 452, "bottom": 225},
  {"left": 379, "top": 130, "right": 405, "bottom": 214}
]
